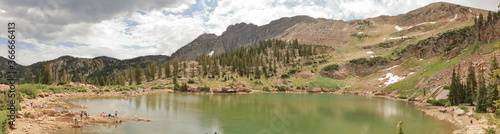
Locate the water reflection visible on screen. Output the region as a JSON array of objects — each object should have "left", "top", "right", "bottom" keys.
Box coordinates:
[{"left": 60, "top": 93, "right": 455, "bottom": 134}]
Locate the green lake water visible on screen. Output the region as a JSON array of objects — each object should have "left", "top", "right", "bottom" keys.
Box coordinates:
[{"left": 56, "top": 93, "right": 456, "bottom": 134}]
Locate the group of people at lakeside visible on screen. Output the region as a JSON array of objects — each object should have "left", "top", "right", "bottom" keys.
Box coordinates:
[
  {"left": 100, "top": 111, "right": 118, "bottom": 118},
  {"left": 75, "top": 111, "right": 118, "bottom": 125}
]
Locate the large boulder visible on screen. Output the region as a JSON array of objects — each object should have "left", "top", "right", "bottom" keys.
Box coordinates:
[{"left": 454, "top": 109, "right": 465, "bottom": 116}]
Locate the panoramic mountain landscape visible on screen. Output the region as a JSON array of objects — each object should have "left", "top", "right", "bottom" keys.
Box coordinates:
[{"left": 0, "top": 1, "right": 499, "bottom": 134}]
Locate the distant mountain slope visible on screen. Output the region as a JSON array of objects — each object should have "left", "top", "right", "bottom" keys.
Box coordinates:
[
  {"left": 172, "top": 2, "right": 488, "bottom": 60},
  {"left": 171, "top": 16, "right": 318, "bottom": 60},
  {"left": 0, "top": 55, "right": 170, "bottom": 84}
]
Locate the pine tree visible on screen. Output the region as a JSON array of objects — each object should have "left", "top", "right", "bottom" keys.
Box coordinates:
[
  {"left": 449, "top": 67, "right": 461, "bottom": 105},
  {"left": 478, "top": 13, "right": 484, "bottom": 26},
  {"left": 61, "top": 69, "right": 68, "bottom": 82},
  {"left": 34, "top": 69, "right": 41, "bottom": 84},
  {"left": 488, "top": 56, "right": 500, "bottom": 109},
  {"left": 128, "top": 68, "right": 134, "bottom": 85},
  {"left": 173, "top": 59, "right": 179, "bottom": 85},
  {"left": 165, "top": 62, "right": 171, "bottom": 78},
  {"left": 466, "top": 63, "right": 477, "bottom": 104},
  {"left": 487, "top": 11, "right": 492, "bottom": 22},
  {"left": 42, "top": 63, "right": 53, "bottom": 85},
  {"left": 135, "top": 65, "right": 143, "bottom": 85},
  {"left": 476, "top": 67, "right": 488, "bottom": 113}
]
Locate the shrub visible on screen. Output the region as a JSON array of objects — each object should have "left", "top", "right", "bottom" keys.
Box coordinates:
[
  {"left": 104, "top": 89, "right": 110, "bottom": 92},
  {"left": 57, "top": 81, "right": 69, "bottom": 85},
  {"left": 426, "top": 99, "right": 450, "bottom": 106},
  {"left": 17, "top": 85, "right": 42, "bottom": 98},
  {"left": 484, "top": 127, "right": 497, "bottom": 134},
  {"left": 187, "top": 79, "right": 195, "bottom": 84},
  {"left": 174, "top": 83, "right": 189, "bottom": 91},
  {"left": 222, "top": 88, "right": 228, "bottom": 92},
  {"left": 198, "top": 86, "right": 210, "bottom": 92},
  {"left": 281, "top": 74, "right": 290, "bottom": 79},
  {"left": 129, "top": 85, "right": 138, "bottom": 90},
  {"left": 76, "top": 88, "right": 87, "bottom": 92},
  {"left": 458, "top": 104, "right": 470, "bottom": 112},
  {"left": 397, "top": 95, "right": 408, "bottom": 99},
  {"left": 275, "top": 86, "right": 287, "bottom": 91},
  {"left": 323, "top": 64, "right": 339, "bottom": 71},
  {"left": 288, "top": 69, "right": 300, "bottom": 74},
  {"left": 262, "top": 87, "right": 270, "bottom": 91},
  {"left": 151, "top": 85, "right": 166, "bottom": 89}
]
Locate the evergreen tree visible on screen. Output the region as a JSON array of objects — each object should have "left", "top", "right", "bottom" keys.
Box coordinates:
[
  {"left": 466, "top": 63, "right": 477, "bottom": 104},
  {"left": 165, "top": 62, "right": 171, "bottom": 78},
  {"left": 128, "top": 68, "right": 134, "bottom": 85},
  {"left": 476, "top": 68, "right": 488, "bottom": 113},
  {"left": 42, "top": 63, "right": 53, "bottom": 85},
  {"left": 135, "top": 65, "right": 143, "bottom": 85},
  {"left": 93, "top": 78, "right": 98, "bottom": 86},
  {"left": 34, "top": 69, "right": 41, "bottom": 84},
  {"left": 449, "top": 67, "right": 461, "bottom": 105},
  {"left": 487, "top": 11, "right": 492, "bottom": 22},
  {"left": 61, "top": 69, "right": 68, "bottom": 82},
  {"left": 487, "top": 56, "right": 500, "bottom": 109},
  {"left": 478, "top": 13, "right": 484, "bottom": 26},
  {"left": 172, "top": 59, "right": 179, "bottom": 85}
]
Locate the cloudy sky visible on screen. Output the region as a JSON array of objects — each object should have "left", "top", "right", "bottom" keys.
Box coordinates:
[{"left": 0, "top": 0, "right": 498, "bottom": 65}]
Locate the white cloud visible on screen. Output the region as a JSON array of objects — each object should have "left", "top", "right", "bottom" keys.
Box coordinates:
[{"left": 1, "top": 0, "right": 498, "bottom": 65}]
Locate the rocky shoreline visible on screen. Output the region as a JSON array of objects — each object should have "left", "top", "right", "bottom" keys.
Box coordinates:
[
  {"left": 342, "top": 90, "right": 498, "bottom": 134},
  {"left": 9, "top": 89, "right": 172, "bottom": 134}
]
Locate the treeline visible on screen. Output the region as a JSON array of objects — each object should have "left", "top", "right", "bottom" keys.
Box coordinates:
[
  {"left": 447, "top": 56, "right": 500, "bottom": 114},
  {"left": 194, "top": 39, "right": 316, "bottom": 79},
  {"left": 30, "top": 39, "right": 322, "bottom": 88}
]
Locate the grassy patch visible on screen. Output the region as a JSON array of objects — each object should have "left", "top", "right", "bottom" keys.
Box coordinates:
[
  {"left": 384, "top": 41, "right": 483, "bottom": 92},
  {"left": 17, "top": 84, "right": 45, "bottom": 98},
  {"left": 151, "top": 85, "right": 166, "bottom": 89},
  {"left": 309, "top": 75, "right": 341, "bottom": 90}
]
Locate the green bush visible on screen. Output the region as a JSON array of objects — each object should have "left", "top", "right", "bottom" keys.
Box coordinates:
[
  {"left": 281, "top": 74, "right": 290, "bottom": 79},
  {"left": 262, "top": 87, "right": 270, "bottom": 91},
  {"left": 57, "top": 81, "right": 69, "bottom": 85},
  {"left": 151, "top": 85, "right": 166, "bottom": 89},
  {"left": 129, "top": 85, "right": 138, "bottom": 90},
  {"left": 397, "top": 95, "right": 408, "bottom": 99},
  {"left": 116, "top": 87, "right": 130, "bottom": 91},
  {"left": 76, "top": 88, "right": 87, "bottom": 92},
  {"left": 174, "top": 83, "right": 189, "bottom": 91},
  {"left": 222, "top": 88, "right": 228, "bottom": 92},
  {"left": 275, "top": 86, "right": 287, "bottom": 91},
  {"left": 288, "top": 69, "right": 300, "bottom": 74},
  {"left": 458, "top": 105, "right": 470, "bottom": 112},
  {"left": 47, "top": 87, "right": 63, "bottom": 93},
  {"left": 104, "top": 89, "right": 110, "bottom": 92},
  {"left": 198, "top": 86, "right": 210, "bottom": 92},
  {"left": 323, "top": 64, "right": 339, "bottom": 72},
  {"left": 426, "top": 99, "right": 450, "bottom": 106},
  {"left": 17, "top": 84, "right": 42, "bottom": 98},
  {"left": 187, "top": 79, "right": 195, "bottom": 84}
]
